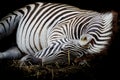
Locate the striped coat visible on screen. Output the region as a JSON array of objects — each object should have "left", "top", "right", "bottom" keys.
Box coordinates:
[{"left": 0, "top": 2, "right": 115, "bottom": 65}]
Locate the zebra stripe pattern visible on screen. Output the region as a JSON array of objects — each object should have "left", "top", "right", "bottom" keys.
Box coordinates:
[{"left": 0, "top": 2, "right": 113, "bottom": 64}]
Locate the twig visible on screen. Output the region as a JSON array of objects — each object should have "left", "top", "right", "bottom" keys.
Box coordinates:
[{"left": 68, "top": 49, "right": 70, "bottom": 65}]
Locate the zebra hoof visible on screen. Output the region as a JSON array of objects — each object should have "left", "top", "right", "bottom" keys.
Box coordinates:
[{"left": 19, "top": 55, "right": 42, "bottom": 66}]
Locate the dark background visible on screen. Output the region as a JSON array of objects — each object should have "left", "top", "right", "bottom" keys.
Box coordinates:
[
  {"left": 0, "top": 0, "right": 120, "bottom": 80},
  {"left": 0, "top": 0, "right": 120, "bottom": 17}
]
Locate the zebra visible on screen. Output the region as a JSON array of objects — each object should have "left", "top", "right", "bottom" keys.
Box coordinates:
[{"left": 0, "top": 2, "right": 116, "bottom": 65}]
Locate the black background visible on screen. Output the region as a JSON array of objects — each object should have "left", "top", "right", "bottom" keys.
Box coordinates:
[{"left": 0, "top": 0, "right": 120, "bottom": 80}]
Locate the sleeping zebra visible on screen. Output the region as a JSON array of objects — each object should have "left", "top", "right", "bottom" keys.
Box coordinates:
[{"left": 0, "top": 2, "right": 116, "bottom": 65}]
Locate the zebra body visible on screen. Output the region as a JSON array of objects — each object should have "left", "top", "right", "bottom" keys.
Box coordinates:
[{"left": 0, "top": 2, "right": 114, "bottom": 64}]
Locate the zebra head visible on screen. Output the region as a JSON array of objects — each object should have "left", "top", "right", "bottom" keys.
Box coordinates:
[
  {"left": 78, "top": 12, "right": 113, "bottom": 55},
  {"left": 57, "top": 12, "right": 114, "bottom": 64}
]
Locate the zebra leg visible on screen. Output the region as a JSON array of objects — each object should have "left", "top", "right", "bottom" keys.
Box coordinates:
[
  {"left": 19, "top": 41, "right": 66, "bottom": 66},
  {"left": 33, "top": 40, "right": 81, "bottom": 65},
  {"left": 0, "top": 47, "right": 22, "bottom": 59},
  {"left": 18, "top": 39, "right": 82, "bottom": 66},
  {"left": 19, "top": 54, "right": 42, "bottom": 66}
]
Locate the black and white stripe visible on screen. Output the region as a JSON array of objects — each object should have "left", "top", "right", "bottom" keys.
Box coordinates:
[{"left": 0, "top": 2, "right": 113, "bottom": 64}]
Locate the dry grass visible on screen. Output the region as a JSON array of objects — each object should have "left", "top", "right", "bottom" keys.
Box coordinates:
[
  {"left": 0, "top": 58, "right": 92, "bottom": 80},
  {"left": 0, "top": 50, "right": 106, "bottom": 80}
]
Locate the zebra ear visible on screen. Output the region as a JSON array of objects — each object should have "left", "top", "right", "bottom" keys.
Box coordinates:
[{"left": 102, "top": 12, "right": 113, "bottom": 24}]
